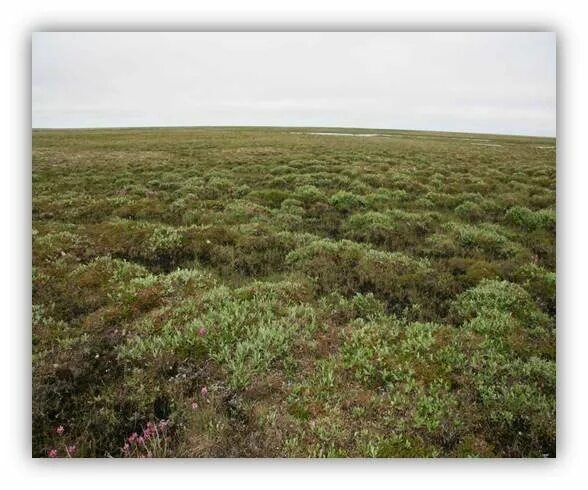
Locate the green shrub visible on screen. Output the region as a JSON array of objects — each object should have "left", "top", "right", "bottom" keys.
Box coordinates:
[
  {"left": 436, "top": 222, "right": 524, "bottom": 259},
  {"left": 146, "top": 226, "right": 184, "bottom": 259},
  {"left": 221, "top": 200, "right": 271, "bottom": 224},
  {"left": 247, "top": 189, "right": 291, "bottom": 208},
  {"left": 200, "top": 285, "right": 316, "bottom": 389},
  {"left": 451, "top": 279, "right": 551, "bottom": 331},
  {"left": 286, "top": 238, "right": 431, "bottom": 311},
  {"left": 342, "top": 318, "right": 402, "bottom": 387},
  {"left": 505, "top": 206, "right": 555, "bottom": 231},
  {"left": 294, "top": 185, "right": 325, "bottom": 205},
  {"left": 342, "top": 210, "right": 437, "bottom": 249},
  {"left": 455, "top": 201, "right": 483, "bottom": 221},
  {"left": 329, "top": 191, "right": 366, "bottom": 213},
  {"left": 515, "top": 263, "right": 556, "bottom": 314}
]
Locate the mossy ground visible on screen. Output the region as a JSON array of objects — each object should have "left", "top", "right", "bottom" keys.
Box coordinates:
[{"left": 32, "top": 127, "right": 555, "bottom": 457}]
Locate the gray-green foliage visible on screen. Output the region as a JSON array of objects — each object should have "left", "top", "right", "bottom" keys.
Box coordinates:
[{"left": 33, "top": 127, "right": 555, "bottom": 458}]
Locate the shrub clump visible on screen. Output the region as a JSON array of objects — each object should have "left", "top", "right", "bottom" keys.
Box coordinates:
[
  {"left": 342, "top": 210, "right": 437, "bottom": 249},
  {"left": 328, "top": 191, "right": 367, "bottom": 213},
  {"left": 286, "top": 239, "right": 431, "bottom": 311},
  {"left": 505, "top": 206, "right": 555, "bottom": 231}
]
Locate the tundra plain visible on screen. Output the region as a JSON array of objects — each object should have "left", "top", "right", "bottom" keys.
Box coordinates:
[{"left": 32, "top": 127, "right": 556, "bottom": 457}]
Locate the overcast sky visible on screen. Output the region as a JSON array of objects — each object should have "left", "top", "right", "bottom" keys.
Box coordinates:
[{"left": 32, "top": 32, "right": 556, "bottom": 136}]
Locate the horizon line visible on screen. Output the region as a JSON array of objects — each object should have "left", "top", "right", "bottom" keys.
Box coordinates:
[{"left": 31, "top": 124, "right": 556, "bottom": 139}]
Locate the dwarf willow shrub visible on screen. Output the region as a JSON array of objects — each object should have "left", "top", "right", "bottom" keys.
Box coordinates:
[
  {"left": 462, "top": 309, "right": 517, "bottom": 338},
  {"left": 425, "top": 192, "right": 460, "bottom": 209},
  {"left": 454, "top": 201, "right": 483, "bottom": 221},
  {"left": 342, "top": 210, "right": 437, "bottom": 249},
  {"left": 279, "top": 198, "right": 302, "bottom": 210},
  {"left": 505, "top": 206, "right": 555, "bottom": 231},
  {"left": 294, "top": 185, "right": 325, "bottom": 205},
  {"left": 343, "top": 211, "right": 394, "bottom": 243},
  {"left": 342, "top": 319, "right": 444, "bottom": 389},
  {"left": 349, "top": 292, "right": 387, "bottom": 320},
  {"left": 451, "top": 279, "right": 551, "bottom": 332},
  {"left": 455, "top": 191, "right": 484, "bottom": 204},
  {"left": 200, "top": 286, "right": 316, "bottom": 389},
  {"left": 115, "top": 267, "right": 217, "bottom": 309},
  {"left": 196, "top": 175, "right": 236, "bottom": 200},
  {"left": 452, "top": 279, "right": 530, "bottom": 320},
  {"left": 220, "top": 200, "right": 271, "bottom": 224},
  {"left": 273, "top": 209, "right": 304, "bottom": 231},
  {"left": 316, "top": 292, "right": 387, "bottom": 325},
  {"left": 505, "top": 206, "right": 536, "bottom": 229},
  {"left": 269, "top": 165, "right": 295, "bottom": 175},
  {"left": 63, "top": 256, "right": 181, "bottom": 323},
  {"left": 342, "top": 318, "right": 402, "bottom": 387},
  {"left": 401, "top": 322, "right": 440, "bottom": 356},
  {"left": 467, "top": 350, "right": 556, "bottom": 456},
  {"left": 285, "top": 239, "right": 365, "bottom": 294},
  {"left": 414, "top": 197, "right": 435, "bottom": 209},
  {"left": 329, "top": 190, "right": 367, "bottom": 213},
  {"left": 146, "top": 226, "right": 184, "bottom": 259},
  {"left": 454, "top": 223, "right": 506, "bottom": 251},
  {"left": 388, "top": 189, "right": 408, "bottom": 202},
  {"left": 515, "top": 263, "right": 556, "bottom": 314},
  {"left": 438, "top": 222, "right": 522, "bottom": 259},
  {"left": 286, "top": 238, "right": 431, "bottom": 310},
  {"left": 364, "top": 190, "right": 393, "bottom": 210},
  {"left": 34, "top": 230, "right": 88, "bottom": 261},
  {"left": 412, "top": 380, "right": 459, "bottom": 433},
  {"left": 247, "top": 189, "right": 290, "bottom": 208},
  {"left": 69, "top": 256, "right": 150, "bottom": 295}
]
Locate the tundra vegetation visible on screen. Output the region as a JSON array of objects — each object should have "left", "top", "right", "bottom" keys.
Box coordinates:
[{"left": 32, "top": 127, "right": 555, "bottom": 457}]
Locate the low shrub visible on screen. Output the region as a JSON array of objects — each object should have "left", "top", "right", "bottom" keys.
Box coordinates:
[
  {"left": 505, "top": 206, "right": 556, "bottom": 231},
  {"left": 286, "top": 239, "right": 432, "bottom": 312},
  {"left": 328, "top": 191, "right": 366, "bottom": 213}
]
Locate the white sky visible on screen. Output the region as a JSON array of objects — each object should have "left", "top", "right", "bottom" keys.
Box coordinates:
[{"left": 32, "top": 32, "right": 556, "bottom": 136}]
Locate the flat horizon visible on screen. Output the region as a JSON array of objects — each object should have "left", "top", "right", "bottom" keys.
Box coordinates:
[{"left": 31, "top": 124, "right": 556, "bottom": 139}]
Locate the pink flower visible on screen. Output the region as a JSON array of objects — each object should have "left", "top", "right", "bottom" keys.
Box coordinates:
[
  {"left": 122, "top": 442, "right": 130, "bottom": 453},
  {"left": 158, "top": 419, "right": 169, "bottom": 431},
  {"left": 128, "top": 432, "right": 138, "bottom": 444},
  {"left": 67, "top": 445, "right": 77, "bottom": 457},
  {"left": 143, "top": 422, "right": 156, "bottom": 439},
  {"left": 200, "top": 386, "right": 208, "bottom": 398},
  {"left": 56, "top": 425, "right": 65, "bottom": 435},
  {"left": 191, "top": 400, "right": 199, "bottom": 410},
  {"left": 137, "top": 436, "right": 145, "bottom": 445},
  {"left": 198, "top": 327, "right": 207, "bottom": 337},
  {"left": 48, "top": 448, "right": 58, "bottom": 458}
]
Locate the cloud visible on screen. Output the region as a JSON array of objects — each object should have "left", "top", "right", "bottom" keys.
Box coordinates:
[{"left": 32, "top": 32, "right": 556, "bottom": 136}]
